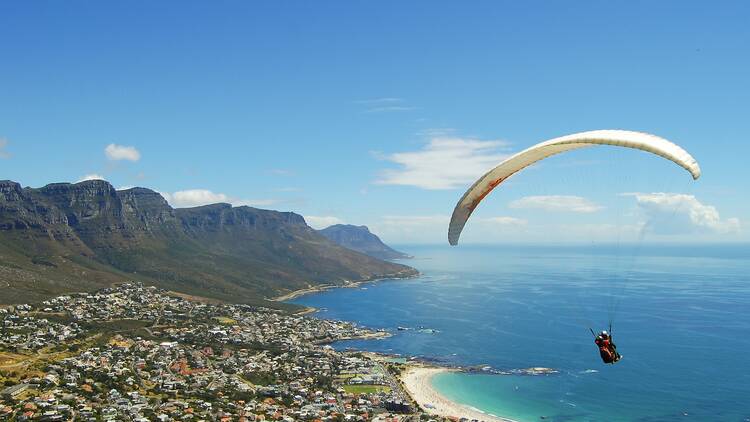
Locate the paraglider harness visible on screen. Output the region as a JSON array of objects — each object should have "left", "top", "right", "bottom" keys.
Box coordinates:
[{"left": 590, "top": 325, "right": 621, "bottom": 364}]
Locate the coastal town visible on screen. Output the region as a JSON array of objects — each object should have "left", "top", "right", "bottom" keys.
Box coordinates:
[{"left": 0, "top": 283, "right": 505, "bottom": 422}]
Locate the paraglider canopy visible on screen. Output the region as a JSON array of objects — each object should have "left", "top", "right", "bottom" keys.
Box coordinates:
[{"left": 448, "top": 130, "right": 701, "bottom": 245}]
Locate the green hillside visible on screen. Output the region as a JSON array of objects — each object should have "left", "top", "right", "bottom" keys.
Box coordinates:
[{"left": 0, "top": 180, "right": 417, "bottom": 308}]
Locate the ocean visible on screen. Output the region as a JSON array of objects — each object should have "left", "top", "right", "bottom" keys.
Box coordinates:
[{"left": 290, "top": 244, "right": 750, "bottom": 422}]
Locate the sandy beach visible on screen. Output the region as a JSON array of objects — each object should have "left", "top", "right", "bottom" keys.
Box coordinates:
[
  {"left": 401, "top": 366, "right": 517, "bottom": 422},
  {"left": 272, "top": 280, "right": 371, "bottom": 302},
  {"left": 272, "top": 271, "right": 420, "bottom": 302}
]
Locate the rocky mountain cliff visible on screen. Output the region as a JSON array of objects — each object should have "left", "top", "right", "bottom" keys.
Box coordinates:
[
  {"left": 318, "top": 224, "right": 411, "bottom": 260},
  {"left": 0, "top": 180, "right": 417, "bottom": 306}
]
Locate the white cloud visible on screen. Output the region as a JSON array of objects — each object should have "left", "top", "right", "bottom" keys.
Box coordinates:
[
  {"left": 164, "top": 189, "right": 278, "bottom": 208},
  {"left": 626, "top": 192, "right": 741, "bottom": 235},
  {"left": 381, "top": 215, "right": 450, "bottom": 227},
  {"left": 304, "top": 216, "right": 344, "bottom": 229},
  {"left": 375, "top": 137, "right": 510, "bottom": 190},
  {"left": 509, "top": 195, "right": 603, "bottom": 213},
  {"left": 355, "top": 97, "right": 404, "bottom": 104},
  {"left": 77, "top": 174, "right": 106, "bottom": 182},
  {"left": 172, "top": 190, "right": 229, "bottom": 207},
  {"left": 368, "top": 215, "right": 448, "bottom": 243},
  {"left": 269, "top": 169, "right": 294, "bottom": 176},
  {"left": 482, "top": 216, "right": 528, "bottom": 226},
  {"left": 355, "top": 98, "right": 416, "bottom": 113},
  {"left": 416, "top": 128, "right": 456, "bottom": 137},
  {"left": 0, "top": 138, "right": 10, "bottom": 159},
  {"left": 365, "top": 106, "right": 416, "bottom": 113},
  {"left": 105, "top": 144, "right": 141, "bottom": 161},
  {"left": 369, "top": 214, "right": 528, "bottom": 244},
  {"left": 376, "top": 215, "right": 526, "bottom": 230}
]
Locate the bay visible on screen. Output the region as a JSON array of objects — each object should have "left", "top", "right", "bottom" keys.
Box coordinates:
[{"left": 290, "top": 244, "right": 750, "bottom": 421}]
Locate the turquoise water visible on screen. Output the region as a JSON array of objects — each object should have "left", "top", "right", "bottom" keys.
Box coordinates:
[{"left": 291, "top": 245, "right": 750, "bottom": 421}]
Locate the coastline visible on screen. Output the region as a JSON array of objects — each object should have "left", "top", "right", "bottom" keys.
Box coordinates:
[
  {"left": 271, "top": 271, "right": 420, "bottom": 302},
  {"left": 273, "top": 284, "right": 337, "bottom": 302},
  {"left": 400, "top": 366, "right": 518, "bottom": 422},
  {"left": 277, "top": 272, "right": 518, "bottom": 422}
]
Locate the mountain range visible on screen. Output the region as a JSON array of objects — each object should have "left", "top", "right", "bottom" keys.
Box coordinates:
[
  {"left": 319, "top": 224, "right": 412, "bottom": 260},
  {"left": 0, "top": 180, "right": 417, "bottom": 307}
]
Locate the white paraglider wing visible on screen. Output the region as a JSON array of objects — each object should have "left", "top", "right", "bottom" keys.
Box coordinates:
[{"left": 448, "top": 130, "right": 701, "bottom": 245}]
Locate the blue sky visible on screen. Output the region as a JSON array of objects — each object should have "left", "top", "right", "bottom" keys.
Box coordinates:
[{"left": 1, "top": 1, "right": 748, "bottom": 244}]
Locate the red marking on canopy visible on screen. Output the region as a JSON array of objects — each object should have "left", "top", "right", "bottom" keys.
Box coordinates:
[{"left": 468, "top": 177, "right": 505, "bottom": 211}]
